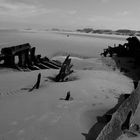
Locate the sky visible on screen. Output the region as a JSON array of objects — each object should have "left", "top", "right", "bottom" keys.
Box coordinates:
[{"left": 0, "top": 0, "right": 140, "bottom": 30}]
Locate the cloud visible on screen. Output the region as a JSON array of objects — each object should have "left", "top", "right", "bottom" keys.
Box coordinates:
[
  {"left": 0, "top": 0, "right": 57, "bottom": 17},
  {"left": 67, "top": 10, "right": 77, "bottom": 15},
  {"left": 117, "top": 11, "right": 129, "bottom": 16},
  {"left": 0, "top": 0, "right": 37, "bottom": 5},
  {"left": 88, "top": 16, "right": 115, "bottom": 22},
  {"left": 100, "top": 0, "right": 110, "bottom": 3}
]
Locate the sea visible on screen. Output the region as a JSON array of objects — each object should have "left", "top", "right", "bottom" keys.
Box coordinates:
[{"left": 0, "top": 30, "right": 127, "bottom": 59}]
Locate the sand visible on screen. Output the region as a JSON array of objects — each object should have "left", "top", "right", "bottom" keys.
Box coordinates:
[
  {"left": 0, "top": 56, "right": 135, "bottom": 140},
  {"left": 0, "top": 31, "right": 139, "bottom": 140}
]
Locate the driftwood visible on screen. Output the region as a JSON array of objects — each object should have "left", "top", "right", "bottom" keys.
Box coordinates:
[
  {"left": 29, "top": 73, "right": 41, "bottom": 92},
  {"left": 55, "top": 55, "right": 73, "bottom": 82},
  {"left": 96, "top": 81, "right": 140, "bottom": 140}
]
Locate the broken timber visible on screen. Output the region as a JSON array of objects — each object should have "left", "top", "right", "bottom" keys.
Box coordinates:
[
  {"left": 96, "top": 81, "right": 140, "bottom": 140},
  {"left": 29, "top": 73, "right": 41, "bottom": 92},
  {"left": 65, "top": 91, "right": 71, "bottom": 101},
  {"left": 0, "top": 43, "right": 61, "bottom": 71},
  {"left": 55, "top": 55, "right": 73, "bottom": 82}
]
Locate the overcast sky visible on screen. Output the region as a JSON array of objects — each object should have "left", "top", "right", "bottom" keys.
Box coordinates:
[{"left": 0, "top": 0, "right": 140, "bottom": 30}]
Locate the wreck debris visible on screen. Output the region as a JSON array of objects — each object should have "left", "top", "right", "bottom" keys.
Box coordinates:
[
  {"left": 130, "top": 123, "right": 140, "bottom": 132},
  {"left": 65, "top": 91, "right": 71, "bottom": 101},
  {"left": 59, "top": 91, "right": 73, "bottom": 101},
  {"left": 55, "top": 55, "right": 73, "bottom": 82},
  {"left": 96, "top": 81, "right": 140, "bottom": 140},
  {"left": 36, "top": 73, "right": 41, "bottom": 89},
  {"left": 0, "top": 43, "right": 61, "bottom": 71},
  {"left": 29, "top": 73, "right": 41, "bottom": 92},
  {"left": 101, "top": 36, "right": 140, "bottom": 62},
  {"left": 133, "top": 80, "right": 138, "bottom": 89}
]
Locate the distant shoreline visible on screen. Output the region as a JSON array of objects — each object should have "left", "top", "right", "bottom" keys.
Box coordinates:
[{"left": 53, "top": 31, "right": 129, "bottom": 41}]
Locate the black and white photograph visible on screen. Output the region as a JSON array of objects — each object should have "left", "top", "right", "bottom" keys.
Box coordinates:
[{"left": 0, "top": 0, "right": 140, "bottom": 140}]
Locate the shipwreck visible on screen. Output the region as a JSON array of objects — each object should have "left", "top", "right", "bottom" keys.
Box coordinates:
[{"left": 0, "top": 43, "right": 61, "bottom": 71}]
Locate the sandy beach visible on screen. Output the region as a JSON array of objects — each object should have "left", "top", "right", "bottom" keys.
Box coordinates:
[{"left": 0, "top": 31, "right": 139, "bottom": 140}]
